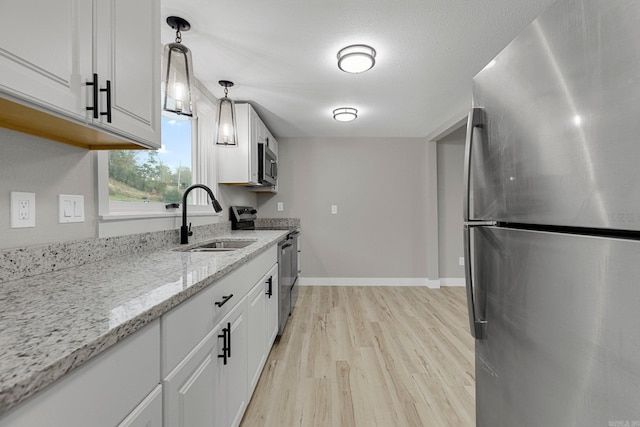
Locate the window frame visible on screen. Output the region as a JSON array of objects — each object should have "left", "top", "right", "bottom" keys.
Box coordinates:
[{"left": 96, "top": 82, "right": 220, "bottom": 231}]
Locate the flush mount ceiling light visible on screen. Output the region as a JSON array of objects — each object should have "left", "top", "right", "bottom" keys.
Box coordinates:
[
  {"left": 337, "top": 44, "right": 376, "bottom": 73},
  {"left": 333, "top": 107, "right": 358, "bottom": 122},
  {"left": 215, "top": 80, "right": 238, "bottom": 145},
  {"left": 162, "top": 16, "right": 196, "bottom": 118}
]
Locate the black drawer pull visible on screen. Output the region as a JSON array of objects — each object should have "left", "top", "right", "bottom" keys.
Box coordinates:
[
  {"left": 266, "top": 276, "right": 273, "bottom": 297},
  {"left": 218, "top": 325, "right": 229, "bottom": 365},
  {"left": 226, "top": 322, "right": 231, "bottom": 358},
  {"left": 215, "top": 294, "right": 233, "bottom": 307}
]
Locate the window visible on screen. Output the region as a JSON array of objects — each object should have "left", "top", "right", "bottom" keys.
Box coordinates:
[
  {"left": 97, "top": 85, "right": 220, "bottom": 229},
  {"left": 108, "top": 117, "right": 193, "bottom": 205}
]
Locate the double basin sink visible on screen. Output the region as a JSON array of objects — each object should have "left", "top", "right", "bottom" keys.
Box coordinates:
[{"left": 178, "top": 239, "right": 256, "bottom": 253}]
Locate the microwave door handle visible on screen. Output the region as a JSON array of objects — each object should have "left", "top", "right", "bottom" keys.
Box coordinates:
[{"left": 271, "top": 161, "right": 277, "bottom": 179}]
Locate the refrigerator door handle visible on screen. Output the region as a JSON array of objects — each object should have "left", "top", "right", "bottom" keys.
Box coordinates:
[
  {"left": 464, "top": 222, "right": 493, "bottom": 340},
  {"left": 463, "top": 108, "right": 485, "bottom": 222}
]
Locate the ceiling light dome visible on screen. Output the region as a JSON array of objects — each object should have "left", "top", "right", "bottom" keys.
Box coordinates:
[
  {"left": 333, "top": 107, "right": 358, "bottom": 122},
  {"left": 337, "top": 44, "right": 376, "bottom": 73}
]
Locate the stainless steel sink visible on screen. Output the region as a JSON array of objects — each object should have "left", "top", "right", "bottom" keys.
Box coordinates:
[{"left": 183, "top": 239, "right": 256, "bottom": 252}]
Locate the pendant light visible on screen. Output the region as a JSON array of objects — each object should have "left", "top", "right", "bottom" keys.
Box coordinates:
[
  {"left": 162, "top": 16, "right": 196, "bottom": 118},
  {"left": 215, "top": 80, "right": 238, "bottom": 145}
]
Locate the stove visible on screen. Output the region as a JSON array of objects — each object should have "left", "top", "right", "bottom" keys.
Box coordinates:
[{"left": 229, "top": 206, "right": 257, "bottom": 230}]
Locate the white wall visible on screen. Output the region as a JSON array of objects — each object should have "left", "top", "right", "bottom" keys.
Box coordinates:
[
  {"left": 436, "top": 126, "right": 466, "bottom": 278},
  {"left": 0, "top": 127, "right": 256, "bottom": 249},
  {"left": 0, "top": 128, "right": 97, "bottom": 249},
  {"left": 257, "top": 137, "right": 431, "bottom": 280}
]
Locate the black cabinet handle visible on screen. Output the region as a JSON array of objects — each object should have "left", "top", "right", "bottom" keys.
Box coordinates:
[
  {"left": 226, "top": 322, "right": 232, "bottom": 358},
  {"left": 266, "top": 276, "right": 273, "bottom": 297},
  {"left": 215, "top": 294, "right": 233, "bottom": 307},
  {"left": 100, "top": 80, "right": 112, "bottom": 123},
  {"left": 218, "top": 326, "right": 228, "bottom": 365},
  {"left": 85, "top": 73, "right": 99, "bottom": 119}
]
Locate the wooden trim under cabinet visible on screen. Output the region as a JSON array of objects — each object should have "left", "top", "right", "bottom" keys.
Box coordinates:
[{"left": 0, "top": 97, "right": 148, "bottom": 150}]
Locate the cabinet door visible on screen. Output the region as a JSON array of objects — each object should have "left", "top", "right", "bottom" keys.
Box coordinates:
[
  {"left": 163, "top": 326, "right": 225, "bottom": 427},
  {"left": 0, "top": 321, "right": 160, "bottom": 427},
  {"left": 247, "top": 280, "right": 267, "bottom": 396},
  {"left": 222, "top": 300, "right": 248, "bottom": 427},
  {"left": 0, "top": 0, "right": 91, "bottom": 118},
  {"left": 248, "top": 106, "right": 260, "bottom": 184},
  {"left": 264, "top": 264, "right": 279, "bottom": 349},
  {"left": 118, "top": 385, "right": 162, "bottom": 427},
  {"left": 94, "top": 0, "right": 160, "bottom": 148}
]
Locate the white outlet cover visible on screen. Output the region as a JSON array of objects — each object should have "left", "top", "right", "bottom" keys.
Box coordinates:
[
  {"left": 277, "top": 202, "right": 284, "bottom": 211},
  {"left": 58, "top": 194, "right": 85, "bottom": 223},
  {"left": 331, "top": 205, "right": 338, "bottom": 214},
  {"left": 10, "top": 191, "right": 36, "bottom": 228}
]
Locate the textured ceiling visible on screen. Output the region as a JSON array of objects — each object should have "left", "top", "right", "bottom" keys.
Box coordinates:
[{"left": 161, "top": 0, "right": 557, "bottom": 138}]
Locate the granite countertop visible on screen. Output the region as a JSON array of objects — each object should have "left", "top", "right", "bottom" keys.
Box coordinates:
[{"left": 0, "top": 229, "right": 289, "bottom": 417}]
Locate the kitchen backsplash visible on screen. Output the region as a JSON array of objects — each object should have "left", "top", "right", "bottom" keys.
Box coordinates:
[
  {"left": 255, "top": 218, "right": 301, "bottom": 228},
  {"left": 0, "top": 222, "right": 231, "bottom": 284}
]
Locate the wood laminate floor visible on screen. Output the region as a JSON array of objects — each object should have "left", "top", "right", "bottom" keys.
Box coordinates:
[{"left": 240, "top": 286, "right": 475, "bottom": 427}]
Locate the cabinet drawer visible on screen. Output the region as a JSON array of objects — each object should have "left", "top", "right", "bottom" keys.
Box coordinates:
[
  {"left": 162, "top": 246, "right": 277, "bottom": 375},
  {"left": 0, "top": 320, "right": 160, "bottom": 427}
]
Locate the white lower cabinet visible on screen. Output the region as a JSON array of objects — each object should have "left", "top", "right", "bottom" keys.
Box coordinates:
[
  {"left": 162, "top": 245, "right": 278, "bottom": 427},
  {"left": 0, "top": 246, "right": 280, "bottom": 427},
  {"left": 248, "top": 264, "right": 279, "bottom": 397},
  {"left": 117, "top": 385, "right": 162, "bottom": 427},
  {"left": 247, "top": 279, "right": 267, "bottom": 396},
  {"left": 164, "top": 325, "right": 224, "bottom": 427},
  {"left": 264, "top": 264, "right": 279, "bottom": 351},
  {"left": 163, "top": 293, "right": 250, "bottom": 427},
  {"left": 0, "top": 320, "right": 161, "bottom": 427},
  {"left": 222, "top": 300, "right": 249, "bottom": 427}
]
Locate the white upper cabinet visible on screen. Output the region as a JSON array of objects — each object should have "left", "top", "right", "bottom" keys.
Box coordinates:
[
  {"left": 94, "top": 0, "right": 160, "bottom": 147},
  {"left": 218, "top": 103, "right": 278, "bottom": 186},
  {"left": 0, "top": 0, "right": 92, "bottom": 118},
  {"left": 0, "top": 0, "right": 160, "bottom": 149}
]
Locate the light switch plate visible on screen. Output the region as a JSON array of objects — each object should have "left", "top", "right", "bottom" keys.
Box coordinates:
[
  {"left": 59, "top": 194, "right": 85, "bottom": 223},
  {"left": 11, "top": 191, "right": 36, "bottom": 228}
]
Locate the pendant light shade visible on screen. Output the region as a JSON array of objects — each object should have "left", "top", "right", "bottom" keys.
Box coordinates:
[
  {"left": 162, "top": 16, "right": 196, "bottom": 118},
  {"left": 333, "top": 107, "right": 358, "bottom": 122},
  {"left": 215, "top": 80, "right": 238, "bottom": 145}
]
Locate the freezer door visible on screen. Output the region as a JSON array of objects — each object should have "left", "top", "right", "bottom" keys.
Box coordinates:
[
  {"left": 470, "top": 0, "right": 640, "bottom": 231},
  {"left": 474, "top": 227, "right": 640, "bottom": 426}
]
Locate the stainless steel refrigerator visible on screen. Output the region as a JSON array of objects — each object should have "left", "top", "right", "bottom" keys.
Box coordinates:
[{"left": 464, "top": 0, "right": 640, "bottom": 425}]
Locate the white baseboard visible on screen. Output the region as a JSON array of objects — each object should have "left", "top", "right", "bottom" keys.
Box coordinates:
[
  {"left": 299, "top": 277, "right": 441, "bottom": 289},
  {"left": 439, "top": 277, "right": 465, "bottom": 287},
  {"left": 298, "top": 277, "right": 466, "bottom": 288}
]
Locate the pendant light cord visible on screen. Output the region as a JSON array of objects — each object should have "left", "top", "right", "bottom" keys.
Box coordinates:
[{"left": 175, "top": 29, "right": 182, "bottom": 44}]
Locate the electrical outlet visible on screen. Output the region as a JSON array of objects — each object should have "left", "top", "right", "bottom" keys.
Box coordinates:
[
  {"left": 277, "top": 202, "right": 284, "bottom": 211},
  {"left": 19, "top": 200, "right": 29, "bottom": 220},
  {"left": 11, "top": 192, "right": 36, "bottom": 228},
  {"left": 459, "top": 257, "right": 465, "bottom": 266},
  {"left": 331, "top": 205, "right": 338, "bottom": 215}
]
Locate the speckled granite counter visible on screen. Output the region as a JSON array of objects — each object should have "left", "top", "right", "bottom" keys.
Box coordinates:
[{"left": 0, "top": 229, "right": 289, "bottom": 417}]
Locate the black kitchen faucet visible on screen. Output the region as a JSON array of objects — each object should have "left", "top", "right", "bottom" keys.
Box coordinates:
[{"left": 180, "top": 184, "right": 223, "bottom": 244}]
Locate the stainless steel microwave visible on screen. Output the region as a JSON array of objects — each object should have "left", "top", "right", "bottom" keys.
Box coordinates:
[{"left": 258, "top": 143, "right": 277, "bottom": 186}]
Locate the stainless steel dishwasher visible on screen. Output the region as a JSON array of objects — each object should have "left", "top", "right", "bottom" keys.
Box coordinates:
[{"left": 278, "top": 230, "right": 299, "bottom": 335}]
